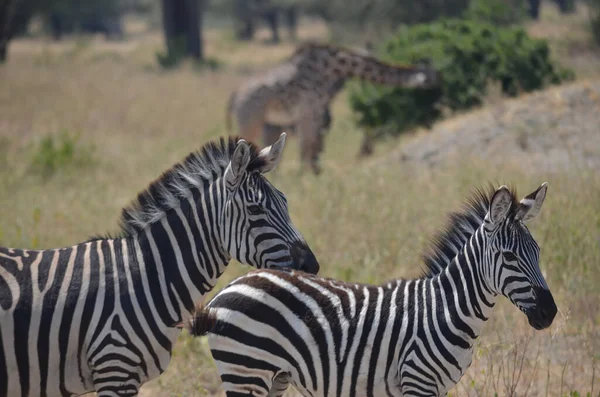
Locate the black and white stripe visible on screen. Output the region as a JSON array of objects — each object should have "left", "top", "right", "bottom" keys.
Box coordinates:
[
  {"left": 0, "top": 133, "right": 319, "bottom": 397},
  {"left": 183, "top": 183, "right": 557, "bottom": 397}
]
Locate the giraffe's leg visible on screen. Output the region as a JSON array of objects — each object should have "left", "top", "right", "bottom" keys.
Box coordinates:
[
  {"left": 297, "top": 107, "right": 324, "bottom": 175},
  {"left": 238, "top": 116, "right": 266, "bottom": 145},
  {"left": 263, "top": 123, "right": 286, "bottom": 147},
  {"left": 234, "top": 98, "right": 267, "bottom": 145},
  {"left": 312, "top": 107, "right": 332, "bottom": 163},
  {"left": 358, "top": 132, "right": 374, "bottom": 158},
  {"left": 321, "top": 106, "right": 332, "bottom": 133}
]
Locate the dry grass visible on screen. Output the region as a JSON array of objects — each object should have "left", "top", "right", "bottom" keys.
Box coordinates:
[{"left": 1, "top": 5, "right": 599, "bottom": 397}]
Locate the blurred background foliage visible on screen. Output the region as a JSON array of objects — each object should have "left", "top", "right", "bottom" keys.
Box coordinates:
[
  {"left": 1, "top": 0, "right": 597, "bottom": 150},
  {"left": 1, "top": 0, "right": 596, "bottom": 145},
  {"left": 348, "top": 1, "right": 576, "bottom": 149}
]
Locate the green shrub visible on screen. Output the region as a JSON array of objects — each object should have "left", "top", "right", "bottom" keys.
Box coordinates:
[
  {"left": 463, "top": 0, "right": 527, "bottom": 26},
  {"left": 0, "top": 137, "right": 9, "bottom": 170},
  {"left": 156, "top": 38, "right": 187, "bottom": 69},
  {"left": 192, "top": 57, "right": 223, "bottom": 72},
  {"left": 348, "top": 19, "right": 574, "bottom": 139},
  {"left": 30, "top": 130, "right": 95, "bottom": 177}
]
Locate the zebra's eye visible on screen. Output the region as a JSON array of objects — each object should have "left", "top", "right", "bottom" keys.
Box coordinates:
[
  {"left": 247, "top": 204, "right": 264, "bottom": 215},
  {"left": 503, "top": 251, "right": 519, "bottom": 262}
]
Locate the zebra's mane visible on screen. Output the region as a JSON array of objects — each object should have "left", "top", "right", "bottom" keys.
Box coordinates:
[
  {"left": 113, "top": 136, "right": 265, "bottom": 237},
  {"left": 421, "top": 185, "right": 519, "bottom": 278}
]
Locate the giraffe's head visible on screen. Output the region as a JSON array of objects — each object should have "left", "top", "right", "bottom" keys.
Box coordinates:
[
  {"left": 402, "top": 64, "right": 442, "bottom": 89},
  {"left": 483, "top": 183, "right": 557, "bottom": 330},
  {"left": 348, "top": 53, "right": 442, "bottom": 89},
  {"left": 296, "top": 43, "right": 442, "bottom": 90}
]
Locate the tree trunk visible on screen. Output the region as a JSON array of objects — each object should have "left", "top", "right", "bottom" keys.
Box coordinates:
[
  {"left": 284, "top": 5, "right": 297, "bottom": 41},
  {"left": 555, "top": 0, "right": 576, "bottom": 14},
  {"left": 0, "top": 43, "right": 6, "bottom": 63},
  {"left": 161, "top": 0, "right": 203, "bottom": 61},
  {"left": 528, "top": 0, "right": 541, "bottom": 19},
  {"left": 262, "top": 6, "right": 279, "bottom": 44},
  {"left": 186, "top": 0, "right": 202, "bottom": 60},
  {"left": 0, "top": 0, "right": 13, "bottom": 63},
  {"left": 233, "top": 0, "right": 255, "bottom": 40}
]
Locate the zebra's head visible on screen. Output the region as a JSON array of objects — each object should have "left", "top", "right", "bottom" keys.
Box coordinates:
[
  {"left": 484, "top": 183, "right": 557, "bottom": 330},
  {"left": 220, "top": 133, "right": 320, "bottom": 274}
]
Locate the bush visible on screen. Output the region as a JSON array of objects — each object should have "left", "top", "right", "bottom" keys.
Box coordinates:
[
  {"left": 30, "top": 130, "right": 95, "bottom": 177},
  {"left": 348, "top": 19, "right": 575, "bottom": 139},
  {"left": 463, "top": 0, "right": 527, "bottom": 26},
  {"left": 156, "top": 38, "right": 187, "bottom": 69},
  {"left": 42, "top": 0, "right": 123, "bottom": 40},
  {"left": 307, "top": 0, "right": 471, "bottom": 43}
]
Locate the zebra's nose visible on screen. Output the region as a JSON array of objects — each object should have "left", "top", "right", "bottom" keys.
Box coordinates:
[
  {"left": 530, "top": 286, "right": 557, "bottom": 329},
  {"left": 536, "top": 288, "right": 557, "bottom": 319},
  {"left": 290, "top": 242, "right": 320, "bottom": 274}
]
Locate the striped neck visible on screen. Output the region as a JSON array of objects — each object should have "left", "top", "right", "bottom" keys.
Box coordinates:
[
  {"left": 429, "top": 227, "right": 498, "bottom": 341},
  {"left": 133, "top": 179, "right": 230, "bottom": 324}
]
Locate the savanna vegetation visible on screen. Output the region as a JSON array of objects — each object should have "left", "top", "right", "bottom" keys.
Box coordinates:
[{"left": 0, "top": 2, "right": 599, "bottom": 397}]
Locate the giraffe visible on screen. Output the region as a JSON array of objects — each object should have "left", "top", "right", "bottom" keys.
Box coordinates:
[{"left": 225, "top": 42, "right": 441, "bottom": 174}]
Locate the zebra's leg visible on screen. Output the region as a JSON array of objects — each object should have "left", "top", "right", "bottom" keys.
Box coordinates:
[
  {"left": 267, "top": 372, "right": 291, "bottom": 397},
  {"left": 219, "top": 364, "right": 279, "bottom": 397},
  {"left": 221, "top": 373, "right": 290, "bottom": 397},
  {"left": 216, "top": 355, "right": 287, "bottom": 397},
  {"left": 399, "top": 361, "right": 441, "bottom": 397},
  {"left": 92, "top": 368, "right": 142, "bottom": 397}
]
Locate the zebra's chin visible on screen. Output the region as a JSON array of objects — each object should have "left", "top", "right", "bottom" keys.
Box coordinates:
[
  {"left": 527, "top": 314, "right": 553, "bottom": 330},
  {"left": 525, "top": 287, "right": 558, "bottom": 330},
  {"left": 266, "top": 260, "right": 295, "bottom": 269}
]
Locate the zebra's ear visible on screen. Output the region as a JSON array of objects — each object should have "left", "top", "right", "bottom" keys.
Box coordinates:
[
  {"left": 489, "top": 185, "right": 513, "bottom": 224},
  {"left": 257, "top": 132, "right": 287, "bottom": 174},
  {"left": 516, "top": 182, "right": 548, "bottom": 222},
  {"left": 225, "top": 139, "right": 251, "bottom": 185}
]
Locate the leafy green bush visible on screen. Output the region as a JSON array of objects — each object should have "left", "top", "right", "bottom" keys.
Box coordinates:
[
  {"left": 349, "top": 18, "right": 575, "bottom": 139},
  {"left": 463, "top": 0, "right": 527, "bottom": 26},
  {"left": 30, "top": 130, "right": 95, "bottom": 177},
  {"left": 156, "top": 38, "right": 187, "bottom": 69}
]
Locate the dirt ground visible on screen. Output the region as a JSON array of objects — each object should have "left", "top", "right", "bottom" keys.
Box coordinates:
[{"left": 377, "top": 80, "right": 600, "bottom": 174}]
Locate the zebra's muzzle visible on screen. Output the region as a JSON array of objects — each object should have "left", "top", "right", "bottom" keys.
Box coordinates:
[
  {"left": 526, "top": 286, "right": 557, "bottom": 330},
  {"left": 290, "top": 241, "right": 320, "bottom": 274}
]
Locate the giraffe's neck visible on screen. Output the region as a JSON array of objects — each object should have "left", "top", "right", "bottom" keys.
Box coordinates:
[{"left": 327, "top": 49, "right": 426, "bottom": 87}]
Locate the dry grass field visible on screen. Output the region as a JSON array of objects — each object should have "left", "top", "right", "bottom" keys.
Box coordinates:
[{"left": 0, "top": 4, "right": 599, "bottom": 397}]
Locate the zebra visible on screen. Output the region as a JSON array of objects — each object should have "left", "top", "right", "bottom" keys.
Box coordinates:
[
  {"left": 0, "top": 133, "right": 320, "bottom": 397},
  {"left": 180, "top": 183, "right": 557, "bottom": 397}
]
